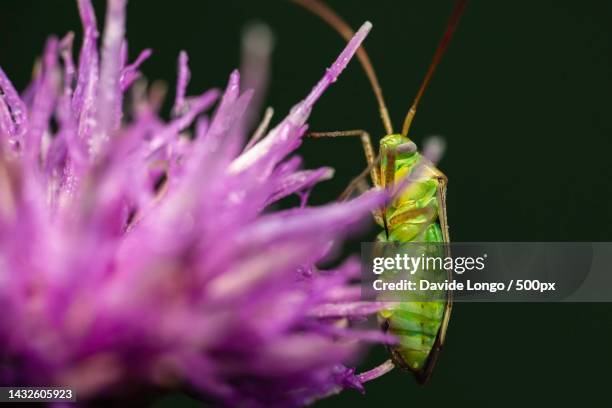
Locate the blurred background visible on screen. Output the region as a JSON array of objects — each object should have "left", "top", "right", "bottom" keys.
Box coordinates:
[{"left": 2, "top": 0, "right": 612, "bottom": 406}]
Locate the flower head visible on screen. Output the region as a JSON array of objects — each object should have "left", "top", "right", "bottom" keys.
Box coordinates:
[{"left": 0, "top": 0, "right": 391, "bottom": 406}]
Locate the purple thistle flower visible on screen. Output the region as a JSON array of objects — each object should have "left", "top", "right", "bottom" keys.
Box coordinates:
[{"left": 0, "top": 1, "right": 395, "bottom": 406}]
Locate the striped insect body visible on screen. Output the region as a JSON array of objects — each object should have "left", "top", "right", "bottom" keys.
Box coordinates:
[{"left": 293, "top": 0, "right": 467, "bottom": 384}]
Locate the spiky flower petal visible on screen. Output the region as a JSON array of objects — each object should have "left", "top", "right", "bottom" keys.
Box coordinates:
[{"left": 0, "top": 1, "right": 389, "bottom": 406}]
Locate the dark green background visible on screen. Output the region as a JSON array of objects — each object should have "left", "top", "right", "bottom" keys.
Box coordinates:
[{"left": 2, "top": 1, "right": 612, "bottom": 406}]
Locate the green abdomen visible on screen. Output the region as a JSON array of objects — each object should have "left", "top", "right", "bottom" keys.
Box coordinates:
[{"left": 376, "top": 156, "right": 446, "bottom": 375}]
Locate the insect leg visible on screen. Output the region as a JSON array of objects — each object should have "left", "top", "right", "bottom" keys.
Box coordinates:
[
  {"left": 381, "top": 145, "right": 396, "bottom": 189},
  {"left": 377, "top": 145, "right": 399, "bottom": 237},
  {"left": 434, "top": 174, "right": 450, "bottom": 243},
  {"left": 378, "top": 142, "right": 417, "bottom": 237},
  {"left": 308, "top": 130, "right": 380, "bottom": 186},
  {"left": 338, "top": 153, "right": 381, "bottom": 201}
]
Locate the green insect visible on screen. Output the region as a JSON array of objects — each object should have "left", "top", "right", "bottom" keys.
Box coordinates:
[{"left": 292, "top": 0, "right": 468, "bottom": 384}]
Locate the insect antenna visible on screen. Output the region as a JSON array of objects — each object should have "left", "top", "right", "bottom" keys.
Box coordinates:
[
  {"left": 401, "top": 0, "right": 468, "bottom": 137},
  {"left": 291, "top": 0, "right": 394, "bottom": 135}
]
